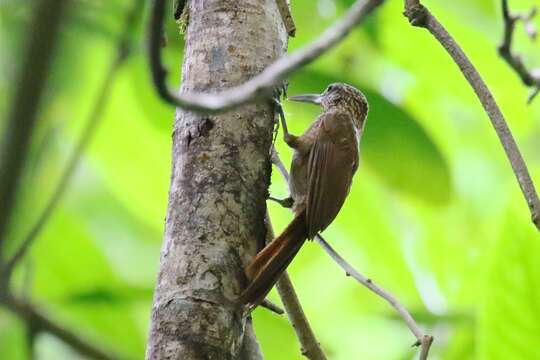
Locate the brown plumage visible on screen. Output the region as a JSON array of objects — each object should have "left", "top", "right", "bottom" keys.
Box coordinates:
[
  {"left": 237, "top": 213, "right": 308, "bottom": 305},
  {"left": 239, "top": 83, "right": 369, "bottom": 308}
]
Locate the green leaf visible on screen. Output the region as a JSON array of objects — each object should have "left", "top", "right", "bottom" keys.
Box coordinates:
[
  {"left": 65, "top": 286, "right": 153, "bottom": 306},
  {"left": 25, "top": 209, "right": 147, "bottom": 357},
  {"left": 0, "top": 310, "right": 27, "bottom": 360},
  {"left": 83, "top": 55, "right": 172, "bottom": 231},
  {"left": 479, "top": 213, "right": 540, "bottom": 360},
  {"left": 362, "top": 89, "right": 452, "bottom": 205},
  {"left": 287, "top": 70, "right": 452, "bottom": 205},
  {"left": 336, "top": 0, "right": 381, "bottom": 47}
]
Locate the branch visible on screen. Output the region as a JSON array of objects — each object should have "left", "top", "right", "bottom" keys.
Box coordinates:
[
  {"left": 239, "top": 318, "right": 264, "bottom": 360},
  {"left": 498, "top": 0, "right": 540, "bottom": 103},
  {"left": 276, "top": 0, "right": 297, "bottom": 37},
  {"left": 148, "top": 0, "right": 384, "bottom": 113},
  {"left": 404, "top": 0, "right": 540, "bottom": 231},
  {"left": 265, "top": 213, "right": 327, "bottom": 360},
  {"left": 2, "top": 293, "right": 118, "bottom": 360},
  {"left": 1, "top": 0, "right": 144, "bottom": 281},
  {"left": 270, "top": 149, "right": 432, "bottom": 359},
  {"left": 260, "top": 298, "right": 285, "bottom": 315},
  {"left": 314, "top": 235, "right": 433, "bottom": 358},
  {"left": 0, "top": 0, "right": 69, "bottom": 256}
]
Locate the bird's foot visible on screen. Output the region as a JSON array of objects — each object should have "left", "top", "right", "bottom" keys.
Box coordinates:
[
  {"left": 283, "top": 133, "right": 299, "bottom": 147},
  {"left": 268, "top": 196, "right": 294, "bottom": 208}
]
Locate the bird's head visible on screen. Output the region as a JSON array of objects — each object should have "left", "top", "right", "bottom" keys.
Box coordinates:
[{"left": 288, "top": 83, "right": 368, "bottom": 129}]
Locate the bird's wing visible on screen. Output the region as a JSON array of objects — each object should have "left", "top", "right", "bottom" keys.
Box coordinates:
[{"left": 306, "top": 112, "right": 358, "bottom": 239}]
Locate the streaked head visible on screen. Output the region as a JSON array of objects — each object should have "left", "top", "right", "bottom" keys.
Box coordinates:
[{"left": 288, "top": 83, "right": 368, "bottom": 129}]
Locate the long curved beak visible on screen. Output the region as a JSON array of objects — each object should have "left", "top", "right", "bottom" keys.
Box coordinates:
[{"left": 287, "top": 94, "right": 322, "bottom": 105}]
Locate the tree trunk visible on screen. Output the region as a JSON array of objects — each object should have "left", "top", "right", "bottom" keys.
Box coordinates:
[{"left": 146, "top": 1, "right": 288, "bottom": 359}]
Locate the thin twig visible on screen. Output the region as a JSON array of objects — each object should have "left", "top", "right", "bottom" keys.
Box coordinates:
[
  {"left": 271, "top": 148, "right": 291, "bottom": 182},
  {"left": 3, "top": 293, "right": 119, "bottom": 360},
  {"left": 314, "top": 235, "right": 433, "bottom": 358},
  {"left": 265, "top": 213, "right": 327, "bottom": 360},
  {"left": 315, "top": 234, "right": 423, "bottom": 339},
  {"left": 148, "top": 0, "right": 384, "bottom": 113},
  {"left": 404, "top": 0, "right": 540, "bottom": 231},
  {"left": 499, "top": 0, "right": 540, "bottom": 103},
  {"left": 529, "top": 86, "right": 540, "bottom": 103},
  {"left": 270, "top": 148, "right": 432, "bottom": 359},
  {"left": 1, "top": 0, "right": 144, "bottom": 282},
  {"left": 275, "top": 273, "right": 327, "bottom": 360},
  {"left": 260, "top": 298, "right": 285, "bottom": 315},
  {"left": 0, "top": 0, "right": 69, "bottom": 256},
  {"left": 239, "top": 317, "right": 264, "bottom": 360},
  {"left": 418, "top": 335, "right": 434, "bottom": 360}
]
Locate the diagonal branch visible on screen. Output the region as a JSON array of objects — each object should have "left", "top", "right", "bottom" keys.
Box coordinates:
[
  {"left": 2, "top": 293, "right": 119, "bottom": 360},
  {"left": 265, "top": 213, "right": 327, "bottom": 360},
  {"left": 314, "top": 235, "right": 433, "bottom": 359},
  {"left": 148, "top": 0, "right": 384, "bottom": 113},
  {"left": 0, "top": 0, "right": 69, "bottom": 256},
  {"left": 498, "top": 0, "right": 540, "bottom": 103},
  {"left": 1, "top": 0, "right": 144, "bottom": 282},
  {"left": 404, "top": 0, "right": 540, "bottom": 231},
  {"left": 270, "top": 149, "right": 432, "bottom": 359}
]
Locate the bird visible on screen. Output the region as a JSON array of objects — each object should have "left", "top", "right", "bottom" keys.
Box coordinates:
[{"left": 238, "top": 83, "right": 369, "bottom": 308}]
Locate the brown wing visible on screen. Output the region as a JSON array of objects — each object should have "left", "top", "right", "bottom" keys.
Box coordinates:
[{"left": 306, "top": 112, "right": 358, "bottom": 239}]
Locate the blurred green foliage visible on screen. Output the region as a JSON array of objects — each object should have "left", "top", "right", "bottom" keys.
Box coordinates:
[{"left": 1, "top": 0, "right": 539, "bottom": 359}]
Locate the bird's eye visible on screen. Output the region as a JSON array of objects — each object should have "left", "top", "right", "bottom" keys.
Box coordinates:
[{"left": 327, "top": 85, "right": 335, "bottom": 92}]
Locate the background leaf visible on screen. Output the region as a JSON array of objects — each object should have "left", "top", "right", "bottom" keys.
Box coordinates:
[{"left": 479, "top": 212, "right": 540, "bottom": 360}]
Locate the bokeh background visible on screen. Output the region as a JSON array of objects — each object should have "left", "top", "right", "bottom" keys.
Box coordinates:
[{"left": 1, "top": 0, "right": 539, "bottom": 359}]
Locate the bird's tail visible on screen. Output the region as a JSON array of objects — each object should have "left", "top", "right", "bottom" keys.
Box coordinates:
[{"left": 238, "top": 211, "right": 308, "bottom": 307}]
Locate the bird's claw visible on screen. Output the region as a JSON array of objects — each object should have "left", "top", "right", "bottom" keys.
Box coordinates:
[
  {"left": 272, "top": 81, "right": 288, "bottom": 101},
  {"left": 268, "top": 196, "right": 294, "bottom": 208}
]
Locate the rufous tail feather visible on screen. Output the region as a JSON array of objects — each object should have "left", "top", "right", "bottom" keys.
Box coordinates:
[{"left": 238, "top": 212, "right": 308, "bottom": 307}]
